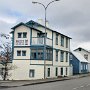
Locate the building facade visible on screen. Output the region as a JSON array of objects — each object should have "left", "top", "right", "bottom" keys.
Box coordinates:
[
  {"left": 10, "top": 20, "right": 72, "bottom": 80},
  {"left": 74, "top": 47, "right": 90, "bottom": 72}
]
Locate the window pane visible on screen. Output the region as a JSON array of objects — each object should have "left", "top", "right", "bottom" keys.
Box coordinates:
[
  {"left": 56, "top": 50, "right": 58, "bottom": 61},
  {"left": 25, "top": 40, "right": 28, "bottom": 45},
  {"left": 61, "top": 36, "right": 64, "bottom": 46},
  {"left": 31, "top": 49, "right": 37, "bottom": 59},
  {"left": 46, "top": 49, "right": 53, "bottom": 61},
  {"left": 37, "top": 49, "right": 43, "bottom": 60},
  {"left": 47, "top": 68, "right": 50, "bottom": 77},
  {"left": 31, "top": 49, "right": 44, "bottom": 60},
  {"left": 29, "top": 69, "right": 35, "bottom": 77},
  {"left": 66, "top": 52, "right": 68, "bottom": 62},
  {"left": 23, "top": 32, "right": 27, "bottom": 38},
  {"left": 66, "top": 38, "right": 68, "bottom": 48},
  {"left": 22, "top": 51, "right": 26, "bottom": 56},
  {"left": 84, "top": 54, "right": 88, "bottom": 60},
  {"left": 61, "top": 67, "right": 63, "bottom": 75},
  {"left": 17, "top": 51, "right": 21, "bottom": 56},
  {"left": 31, "top": 52, "right": 37, "bottom": 59},
  {"left": 18, "top": 33, "right": 22, "bottom": 38},
  {"left": 56, "top": 33, "right": 58, "bottom": 45},
  {"left": 61, "top": 51, "right": 64, "bottom": 62},
  {"left": 56, "top": 67, "right": 58, "bottom": 76},
  {"left": 66, "top": 67, "right": 68, "bottom": 75}
]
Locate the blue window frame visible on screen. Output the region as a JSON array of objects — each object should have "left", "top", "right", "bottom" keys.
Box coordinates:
[
  {"left": 31, "top": 48, "right": 53, "bottom": 60},
  {"left": 31, "top": 49, "right": 37, "bottom": 59},
  {"left": 46, "top": 49, "right": 53, "bottom": 61},
  {"left": 31, "top": 48, "right": 43, "bottom": 60},
  {"left": 60, "top": 51, "right": 64, "bottom": 62}
]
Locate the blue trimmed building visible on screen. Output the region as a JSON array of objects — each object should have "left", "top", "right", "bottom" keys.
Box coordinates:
[{"left": 10, "top": 20, "right": 72, "bottom": 80}]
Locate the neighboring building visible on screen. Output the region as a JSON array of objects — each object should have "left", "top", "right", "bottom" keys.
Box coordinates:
[
  {"left": 70, "top": 51, "right": 88, "bottom": 74},
  {"left": 10, "top": 20, "right": 72, "bottom": 80},
  {"left": 74, "top": 47, "right": 90, "bottom": 72}
]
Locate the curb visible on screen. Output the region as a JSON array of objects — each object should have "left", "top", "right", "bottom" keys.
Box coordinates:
[{"left": 22, "top": 78, "right": 70, "bottom": 86}]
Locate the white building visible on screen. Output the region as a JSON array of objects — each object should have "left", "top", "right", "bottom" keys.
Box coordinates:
[
  {"left": 10, "top": 20, "right": 72, "bottom": 80},
  {"left": 74, "top": 47, "right": 90, "bottom": 72}
]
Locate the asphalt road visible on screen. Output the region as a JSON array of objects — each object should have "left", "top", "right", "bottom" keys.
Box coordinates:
[{"left": 1, "top": 76, "right": 90, "bottom": 90}]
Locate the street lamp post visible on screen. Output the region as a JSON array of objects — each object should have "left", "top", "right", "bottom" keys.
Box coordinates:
[{"left": 32, "top": 0, "right": 60, "bottom": 79}]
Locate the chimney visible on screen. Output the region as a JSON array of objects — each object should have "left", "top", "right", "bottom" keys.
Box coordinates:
[
  {"left": 38, "top": 19, "right": 49, "bottom": 27},
  {"left": 46, "top": 20, "right": 49, "bottom": 27},
  {"left": 38, "top": 19, "right": 44, "bottom": 25}
]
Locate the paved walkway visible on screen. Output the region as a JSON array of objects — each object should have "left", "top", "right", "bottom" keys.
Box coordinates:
[{"left": 0, "top": 73, "right": 90, "bottom": 88}]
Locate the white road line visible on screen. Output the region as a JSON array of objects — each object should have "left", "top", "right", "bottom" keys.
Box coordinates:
[
  {"left": 80, "top": 85, "right": 84, "bottom": 88},
  {"left": 72, "top": 87, "right": 79, "bottom": 90},
  {"left": 73, "top": 88, "right": 77, "bottom": 89},
  {"left": 86, "top": 84, "right": 90, "bottom": 86}
]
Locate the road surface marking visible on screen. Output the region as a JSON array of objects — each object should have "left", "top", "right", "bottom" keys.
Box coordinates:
[
  {"left": 86, "top": 84, "right": 90, "bottom": 86},
  {"left": 73, "top": 87, "right": 78, "bottom": 89}
]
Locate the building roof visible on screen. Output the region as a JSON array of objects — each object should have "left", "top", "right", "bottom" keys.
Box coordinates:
[
  {"left": 71, "top": 51, "right": 88, "bottom": 63},
  {"left": 11, "top": 20, "right": 71, "bottom": 39},
  {"left": 74, "top": 47, "right": 90, "bottom": 53},
  {"left": 10, "top": 22, "right": 41, "bottom": 33}
]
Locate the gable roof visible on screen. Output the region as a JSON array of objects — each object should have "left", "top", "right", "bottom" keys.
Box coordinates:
[
  {"left": 10, "top": 21, "right": 42, "bottom": 33},
  {"left": 71, "top": 51, "right": 88, "bottom": 63},
  {"left": 74, "top": 47, "right": 90, "bottom": 53},
  {"left": 11, "top": 20, "right": 71, "bottom": 39}
]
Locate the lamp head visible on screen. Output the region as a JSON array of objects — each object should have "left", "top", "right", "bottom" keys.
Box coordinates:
[
  {"left": 55, "top": 0, "right": 60, "bottom": 1},
  {"left": 32, "top": 1, "right": 37, "bottom": 4}
]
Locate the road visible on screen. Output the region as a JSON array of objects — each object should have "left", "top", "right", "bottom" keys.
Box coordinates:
[{"left": 1, "top": 76, "right": 90, "bottom": 90}]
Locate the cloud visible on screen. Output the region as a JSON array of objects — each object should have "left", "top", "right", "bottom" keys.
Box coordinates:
[
  {"left": 0, "top": 16, "right": 17, "bottom": 24},
  {"left": 0, "top": 0, "right": 90, "bottom": 50}
]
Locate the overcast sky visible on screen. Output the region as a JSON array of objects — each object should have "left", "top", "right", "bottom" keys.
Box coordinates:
[{"left": 0, "top": 0, "right": 90, "bottom": 50}]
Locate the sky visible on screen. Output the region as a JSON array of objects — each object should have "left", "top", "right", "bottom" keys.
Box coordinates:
[{"left": 0, "top": 0, "right": 90, "bottom": 50}]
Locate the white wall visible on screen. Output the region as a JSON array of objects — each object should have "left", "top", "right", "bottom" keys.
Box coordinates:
[
  {"left": 53, "top": 32, "right": 70, "bottom": 51},
  {"left": 10, "top": 60, "right": 45, "bottom": 80}
]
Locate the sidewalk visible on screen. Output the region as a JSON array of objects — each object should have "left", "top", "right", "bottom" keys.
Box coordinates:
[{"left": 0, "top": 73, "right": 90, "bottom": 88}]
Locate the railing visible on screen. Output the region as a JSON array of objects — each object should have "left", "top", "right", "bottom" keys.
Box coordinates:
[
  {"left": 32, "top": 37, "right": 52, "bottom": 46},
  {"left": 16, "top": 40, "right": 28, "bottom": 45}
]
